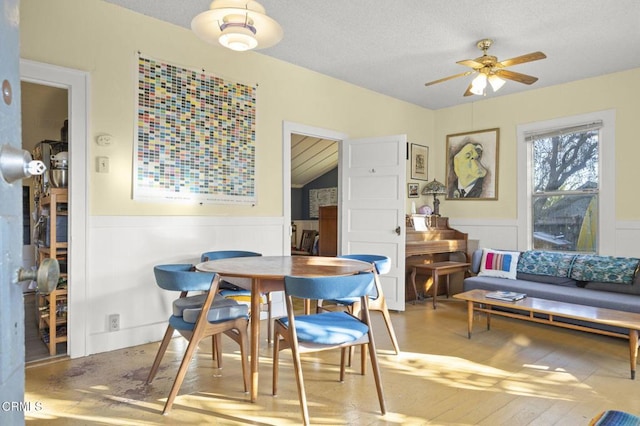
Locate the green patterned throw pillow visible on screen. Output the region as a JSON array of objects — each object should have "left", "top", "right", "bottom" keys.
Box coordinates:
[
  {"left": 517, "top": 250, "right": 575, "bottom": 278},
  {"left": 570, "top": 255, "right": 640, "bottom": 284}
]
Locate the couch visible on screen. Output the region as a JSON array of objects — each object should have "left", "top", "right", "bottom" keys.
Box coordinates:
[{"left": 463, "top": 249, "right": 640, "bottom": 331}]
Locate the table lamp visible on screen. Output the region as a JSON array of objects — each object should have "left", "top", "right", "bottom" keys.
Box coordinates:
[{"left": 421, "top": 179, "right": 447, "bottom": 216}]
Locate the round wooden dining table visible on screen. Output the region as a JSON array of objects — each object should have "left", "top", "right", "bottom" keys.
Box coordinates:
[{"left": 196, "top": 255, "right": 373, "bottom": 402}]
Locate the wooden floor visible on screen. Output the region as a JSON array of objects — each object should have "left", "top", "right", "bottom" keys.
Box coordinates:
[{"left": 24, "top": 298, "right": 640, "bottom": 425}]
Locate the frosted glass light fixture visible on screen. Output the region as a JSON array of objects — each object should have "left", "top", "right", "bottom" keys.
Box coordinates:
[
  {"left": 191, "top": 0, "right": 283, "bottom": 52},
  {"left": 488, "top": 74, "right": 506, "bottom": 92},
  {"left": 470, "top": 73, "right": 487, "bottom": 95}
]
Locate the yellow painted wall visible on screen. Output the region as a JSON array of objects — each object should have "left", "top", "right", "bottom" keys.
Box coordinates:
[
  {"left": 433, "top": 68, "right": 640, "bottom": 221},
  {"left": 20, "top": 0, "right": 433, "bottom": 216},
  {"left": 20, "top": 0, "right": 640, "bottom": 222}
]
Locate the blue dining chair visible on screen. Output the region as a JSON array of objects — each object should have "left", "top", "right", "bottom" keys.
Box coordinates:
[
  {"left": 317, "top": 254, "right": 400, "bottom": 360},
  {"left": 272, "top": 272, "right": 386, "bottom": 425},
  {"left": 146, "top": 264, "right": 250, "bottom": 414},
  {"left": 200, "top": 250, "right": 275, "bottom": 345}
]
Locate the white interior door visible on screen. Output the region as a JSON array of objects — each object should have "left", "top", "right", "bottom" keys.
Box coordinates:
[{"left": 340, "top": 135, "right": 406, "bottom": 311}]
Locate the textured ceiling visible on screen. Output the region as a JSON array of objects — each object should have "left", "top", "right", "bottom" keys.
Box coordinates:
[
  {"left": 102, "top": 0, "right": 640, "bottom": 110},
  {"left": 100, "top": 0, "right": 640, "bottom": 186}
]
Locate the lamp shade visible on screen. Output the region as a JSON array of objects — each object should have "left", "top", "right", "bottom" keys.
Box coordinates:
[
  {"left": 488, "top": 74, "right": 506, "bottom": 92},
  {"left": 421, "top": 179, "right": 446, "bottom": 196},
  {"left": 191, "top": 0, "right": 283, "bottom": 52},
  {"left": 470, "top": 73, "right": 487, "bottom": 96}
]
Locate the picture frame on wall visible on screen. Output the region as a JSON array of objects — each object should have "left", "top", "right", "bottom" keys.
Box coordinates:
[
  {"left": 410, "top": 143, "right": 428, "bottom": 181},
  {"left": 408, "top": 183, "right": 419, "bottom": 198},
  {"left": 445, "top": 128, "right": 499, "bottom": 200}
]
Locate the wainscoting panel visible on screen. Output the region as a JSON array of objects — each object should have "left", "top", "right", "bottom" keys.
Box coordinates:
[
  {"left": 86, "top": 215, "right": 285, "bottom": 355},
  {"left": 449, "top": 218, "right": 640, "bottom": 258},
  {"left": 449, "top": 218, "right": 519, "bottom": 251},
  {"left": 616, "top": 221, "right": 640, "bottom": 257}
]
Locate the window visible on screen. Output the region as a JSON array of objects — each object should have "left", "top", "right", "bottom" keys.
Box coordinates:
[
  {"left": 517, "top": 110, "right": 615, "bottom": 254},
  {"left": 527, "top": 122, "right": 601, "bottom": 252}
]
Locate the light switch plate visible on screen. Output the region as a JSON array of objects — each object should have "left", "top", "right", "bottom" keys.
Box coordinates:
[{"left": 97, "top": 156, "right": 109, "bottom": 173}]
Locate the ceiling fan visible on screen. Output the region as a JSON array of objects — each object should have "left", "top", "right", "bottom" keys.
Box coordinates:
[{"left": 425, "top": 39, "right": 546, "bottom": 97}]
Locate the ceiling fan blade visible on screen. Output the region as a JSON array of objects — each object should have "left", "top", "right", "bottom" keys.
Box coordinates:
[
  {"left": 463, "top": 83, "right": 475, "bottom": 97},
  {"left": 497, "top": 51, "right": 546, "bottom": 68},
  {"left": 425, "top": 70, "right": 474, "bottom": 87},
  {"left": 496, "top": 69, "right": 539, "bottom": 85},
  {"left": 456, "top": 59, "right": 484, "bottom": 69}
]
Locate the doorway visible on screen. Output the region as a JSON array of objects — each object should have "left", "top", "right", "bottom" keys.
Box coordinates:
[
  {"left": 290, "top": 133, "right": 339, "bottom": 253},
  {"left": 21, "top": 81, "right": 68, "bottom": 363},
  {"left": 21, "top": 59, "right": 90, "bottom": 361},
  {"left": 283, "top": 122, "right": 347, "bottom": 255}
]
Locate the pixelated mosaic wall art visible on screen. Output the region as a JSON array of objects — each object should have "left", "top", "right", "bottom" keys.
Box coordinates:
[{"left": 134, "top": 54, "right": 256, "bottom": 204}]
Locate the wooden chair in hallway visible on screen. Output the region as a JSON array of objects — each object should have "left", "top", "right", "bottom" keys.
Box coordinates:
[
  {"left": 146, "top": 264, "right": 250, "bottom": 414},
  {"left": 291, "top": 229, "right": 317, "bottom": 255},
  {"left": 273, "top": 272, "right": 386, "bottom": 425}
]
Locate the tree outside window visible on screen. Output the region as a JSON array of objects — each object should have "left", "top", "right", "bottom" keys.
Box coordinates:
[{"left": 530, "top": 126, "right": 600, "bottom": 253}]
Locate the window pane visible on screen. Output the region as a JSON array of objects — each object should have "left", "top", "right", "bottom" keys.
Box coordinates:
[
  {"left": 532, "top": 194, "right": 598, "bottom": 253},
  {"left": 532, "top": 131, "right": 599, "bottom": 193}
]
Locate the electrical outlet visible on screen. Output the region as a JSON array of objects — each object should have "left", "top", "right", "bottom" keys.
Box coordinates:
[{"left": 108, "top": 314, "right": 120, "bottom": 332}]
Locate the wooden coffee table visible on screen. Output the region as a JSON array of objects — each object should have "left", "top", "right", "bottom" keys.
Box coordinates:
[
  {"left": 411, "top": 261, "right": 470, "bottom": 309},
  {"left": 454, "top": 289, "right": 640, "bottom": 379}
]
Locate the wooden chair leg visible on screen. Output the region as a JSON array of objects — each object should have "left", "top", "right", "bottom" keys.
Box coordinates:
[
  {"left": 213, "top": 334, "right": 223, "bottom": 368},
  {"left": 267, "top": 292, "right": 272, "bottom": 346},
  {"left": 340, "top": 348, "right": 347, "bottom": 382},
  {"left": 366, "top": 328, "right": 386, "bottom": 415},
  {"left": 147, "top": 325, "right": 175, "bottom": 384},
  {"left": 162, "top": 336, "right": 202, "bottom": 415},
  {"left": 290, "top": 338, "right": 310, "bottom": 426},
  {"left": 237, "top": 326, "right": 250, "bottom": 393},
  {"left": 272, "top": 325, "right": 281, "bottom": 396},
  {"left": 378, "top": 301, "right": 401, "bottom": 355}
]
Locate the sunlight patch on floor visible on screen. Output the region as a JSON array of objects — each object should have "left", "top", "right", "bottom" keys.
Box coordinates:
[{"left": 379, "top": 351, "right": 586, "bottom": 401}]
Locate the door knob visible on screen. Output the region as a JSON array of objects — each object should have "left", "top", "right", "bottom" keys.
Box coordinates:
[
  {"left": 0, "top": 144, "right": 46, "bottom": 184},
  {"left": 16, "top": 258, "right": 60, "bottom": 294},
  {"left": 395, "top": 226, "right": 401, "bottom": 236}
]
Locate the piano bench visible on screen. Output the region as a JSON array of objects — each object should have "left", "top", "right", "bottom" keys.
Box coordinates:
[{"left": 410, "top": 261, "right": 471, "bottom": 309}]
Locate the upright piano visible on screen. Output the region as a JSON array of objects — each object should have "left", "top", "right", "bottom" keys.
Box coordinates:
[{"left": 405, "top": 216, "right": 469, "bottom": 301}]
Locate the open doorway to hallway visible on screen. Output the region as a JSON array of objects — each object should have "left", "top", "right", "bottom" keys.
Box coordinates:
[
  {"left": 283, "top": 122, "right": 347, "bottom": 256},
  {"left": 21, "top": 81, "right": 69, "bottom": 363},
  {"left": 290, "top": 133, "right": 338, "bottom": 255},
  {"left": 21, "top": 59, "right": 90, "bottom": 361}
]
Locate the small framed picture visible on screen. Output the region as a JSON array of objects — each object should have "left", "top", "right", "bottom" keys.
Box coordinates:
[
  {"left": 408, "top": 183, "right": 419, "bottom": 198},
  {"left": 410, "top": 144, "right": 428, "bottom": 181}
]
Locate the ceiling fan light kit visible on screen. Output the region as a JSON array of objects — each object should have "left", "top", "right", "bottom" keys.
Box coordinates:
[
  {"left": 470, "top": 73, "right": 487, "bottom": 95},
  {"left": 425, "top": 38, "right": 546, "bottom": 97},
  {"left": 191, "top": 0, "right": 283, "bottom": 52},
  {"left": 488, "top": 74, "right": 506, "bottom": 91}
]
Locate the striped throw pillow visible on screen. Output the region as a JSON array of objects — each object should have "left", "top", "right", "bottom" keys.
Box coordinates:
[{"left": 478, "top": 248, "right": 520, "bottom": 280}]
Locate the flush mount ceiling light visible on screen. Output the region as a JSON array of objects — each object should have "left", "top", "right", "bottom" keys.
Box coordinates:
[{"left": 191, "top": 0, "right": 283, "bottom": 52}]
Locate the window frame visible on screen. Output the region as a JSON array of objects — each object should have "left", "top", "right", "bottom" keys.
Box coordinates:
[{"left": 517, "top": 110, "right": 616, "bottom": 254}]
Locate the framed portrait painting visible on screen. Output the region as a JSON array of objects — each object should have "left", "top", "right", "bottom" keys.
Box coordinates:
[
  {"left": 445, "top": 128, "right": 499, "bottom": 200},
  {"left": 410, "top": 143, "right": 428, "bottom": 181}
]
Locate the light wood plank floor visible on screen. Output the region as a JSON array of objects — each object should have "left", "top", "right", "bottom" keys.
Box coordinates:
[
  {"left": 24, "top": 292, "right": 67, "bottom": 364},
  {"left": 24, "top": 298, "right": 640, "bottom": 425}
]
